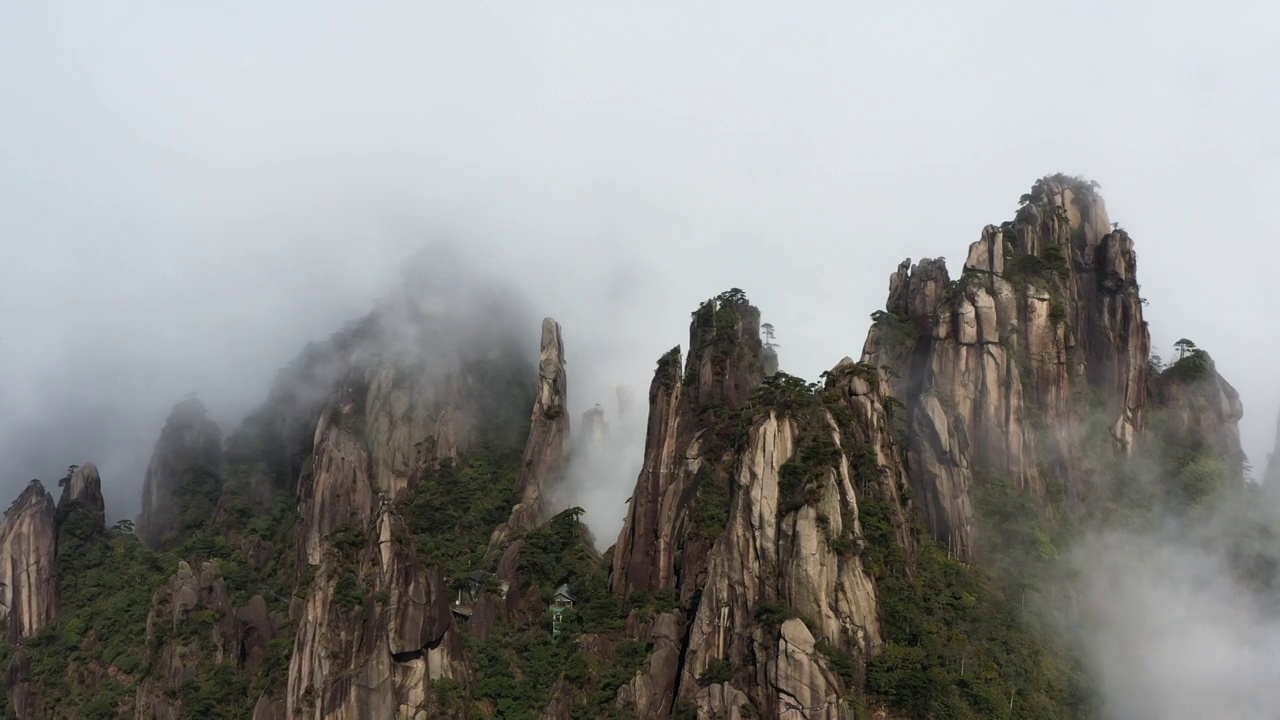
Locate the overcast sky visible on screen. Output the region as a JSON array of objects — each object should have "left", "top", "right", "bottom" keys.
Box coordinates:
[{"left": 2, "top": 1, "right": 1277, "bottom": 520}]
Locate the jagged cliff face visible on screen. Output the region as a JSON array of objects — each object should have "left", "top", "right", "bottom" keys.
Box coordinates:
[
  {"left": 285, "top": 507, "right": 468, "bottom": 720},
  {"left": 0, "top": 481, "right": 58, "bottom": 644},
  {"left": 2, "top": 176, "right": 1261, "bottom": 720},
  {"left": 611, "top": 291, "right": 768, "bottom": 596},
  {"left": 138, "top": 397, "right": 225, "bottom": 550},
  {"left": 285, "top": 311, "right": 553, "bottom": 719},
  {"left": 610, "top": 292, "right": 907, "bottom": 718},
  {"left": 135, "top": 561, "right": 279, "bottom": 719},
  {"left": 862, "top": 176, "right": 1151, "bottom": 559}
]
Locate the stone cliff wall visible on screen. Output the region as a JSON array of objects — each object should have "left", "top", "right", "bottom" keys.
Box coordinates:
[
  {"left": 610, "top": 293, "right": 908, "bottom": 718},
  {"left": 861, "top": 175, "right": 1151, "bottom": 559},
  {"left": 0, "top": 481, "right": 58, "bottom": 644}
]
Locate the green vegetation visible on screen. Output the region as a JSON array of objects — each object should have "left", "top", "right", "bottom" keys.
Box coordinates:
[
  {"left": 518, "top": 508, "right": 622, "bottom": 633},
  {"left": 399, "top": 446, "right": 524, "bottom": 579},
  {"left": 14, "top": 514, "right": 164, "bottom": 717},
  {"left": 655, "top": 347, "right": 682, "bottom": 389},
  {"left": 861, "top": 500, "right": 1089, "bottom": 719},
  {"left": 690, "top": 465, "right": 731, "bottom": 538},
  {"left": 779, "top": 430, "right": 840, "bottom": 515},
  {"left": 700, "top": 658, "right": 732, "bottom": 684},
  {"left": 12, "top": 390, "right": 308, "bottom": 717},
  {"left": 1005, "top": 244, "right": 1070, "bottom": 289},
  {"left": 1164, "top": 339, "right": 1215, "bottom": 384},
  {"left": 462, "top": 508, "right": 641, "bottom": 719},
  {"left": 870, "top": 309, "right": 915, "bottom": 353},
  {"left": 972, "top": 470, "right": 1059, "bottom": 598},
  {"left": 1020, "top": 174, "right": 1101, "bottom": 213}
]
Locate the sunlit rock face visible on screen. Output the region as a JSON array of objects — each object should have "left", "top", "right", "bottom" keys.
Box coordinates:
[
  {"left": 0, "top": 480, "right": 58, "bottom": 643},
  {"left": 609, "top": 291, "right": 907, "bottom": 718},
  {"left": 861, "top": 176, "right": 1150, "bottom": 560},
  {"left": 286, "top": 307, "right": 554, "bottom": 719}
]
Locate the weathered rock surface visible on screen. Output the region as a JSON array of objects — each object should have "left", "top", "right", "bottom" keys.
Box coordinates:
[
  {"left": 611, "top": 292, "right": 892, "bottom": 718},
  {"left": 1153, "top": 356, "right": 1246, "bottom": 486},
  {"left": 287, "top": 311, "right": 549, "bottom": 719},
  {"left": 286, "top": 505, "right": 468, "bottom": 720},
  {"left": 5, "top": 646, "right": 36, "bottom": 720},
  {"left": 862, "top": 176, "right": 1150, "bottom": 559},
  {"left": 491, "top": 318, "right": 570, "bottom": 542},
  {"left": 57, "top": 461, "right": 105, "bottom": 526},
  {"left": 138, "top": 397, "right": 225, "bottom": 550},
  {"left": 0, "top": 480, "right": 58, "bottom": 643},
  {"left": 134, "top": 560, "right": 280, "bottom": 718},
  {"left": 610, "top": 346, "right": 687, "bottom": 598},
  {"left": 612, "top": 292, "right": 770, "bottom": 598},
  {"left": 1, "top": 179, "right": 1254, "bottom": 720}
]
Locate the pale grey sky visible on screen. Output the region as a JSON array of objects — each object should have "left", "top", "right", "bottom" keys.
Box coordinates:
[{"left": 2, "top": 1, "right": 1277, "bottom": 522}]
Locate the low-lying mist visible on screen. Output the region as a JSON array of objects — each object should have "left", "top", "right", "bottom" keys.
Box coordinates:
[
  {"left": 1067, "top": 497, "right": 1280, "bottom": 720},
  {"left": 554, "top": 387, "right": 648, "bottom": 550}
]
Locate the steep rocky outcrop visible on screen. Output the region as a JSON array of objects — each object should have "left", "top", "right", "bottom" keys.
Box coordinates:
[
  {"left": 0, "top": 481, "right": 58, "bottom": 643},
  {"left": 57, "top": 461, "right": 105, "bottom": 526},
  {"left": 1, "top": 176, "right": 1257, "bottom": 720},
  {"left": 135, "top": 559, "right": 281, "bottom": 719},
  {"left": 610, "top": 291, "right": 899, "bottom": 718},
  {"left": 294, "top": 333, "right": 514, "bottom": 566},
  {"left": 612, "top": 290, "right": 769, "bottom": 597},
  {"left": 286, "top": 312, "right": 549, "bottom": 719},
  {"left": 862, "top": 175, "right": 1150, "bottom": 559},
  {"left": 1149, "top": 349, "right": 1246, "bottom": 497},
  {"left": 286, "top": 507, "right": 467, "bottom": 720},
  {"left": 137, "top": 397, "right": 225, "bottom": 550},
  {"left": 1154, "top": 360, "right": 1243, "bottom": 462},
  {"left": 287, "top": 416, "right": 474, "bottom": 717},
  {"left": 491, "top": 318, "right": 570, "bottom": 542},
  {"left": 136, "top": 561, "right": 232, "bottom": 718}
]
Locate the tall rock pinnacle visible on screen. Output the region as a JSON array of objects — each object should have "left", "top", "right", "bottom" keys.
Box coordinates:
[
  {"left": 492, "top": 318, "right": 569, "bottom": 541},
  {"left": 57, "top": 462, "right": 105, "bottom": 527},
  {"left": 137, "top": 396, "right": 224, "bottom": 550},
  {"left": 611, "top": 291, "right": 898, "bottom": 717},
  {"left": 0, "top": 480, "right": 58, "bottom": 642}
]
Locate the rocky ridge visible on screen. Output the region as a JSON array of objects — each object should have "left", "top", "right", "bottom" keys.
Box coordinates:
[
  {"left": 0, "top": 176, "right": 1255, "bottom": 719},
  {"left": 861, "top": 175, "right": 1153, "bottom": 560}
]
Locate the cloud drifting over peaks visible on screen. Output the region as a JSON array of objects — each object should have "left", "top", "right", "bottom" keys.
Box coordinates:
[{"left": 1, "top": 1, "right": 1278, "bottom": 523}]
